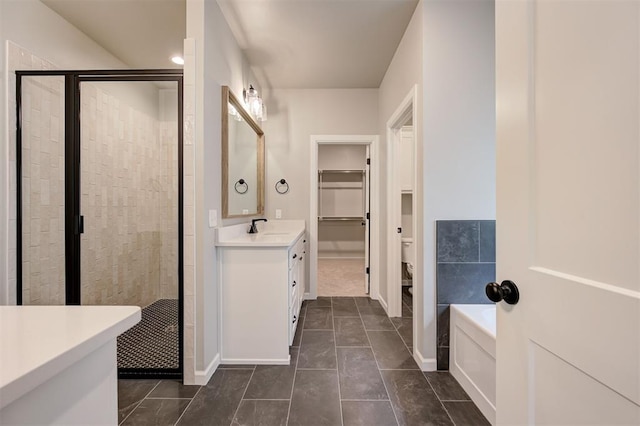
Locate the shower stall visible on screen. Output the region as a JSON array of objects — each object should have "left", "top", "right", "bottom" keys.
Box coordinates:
[{"left": 15, "top": 69, "right": 183, "bottom": 379}]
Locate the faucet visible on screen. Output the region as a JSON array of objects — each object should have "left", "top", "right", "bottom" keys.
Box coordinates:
[{"left": 248, "top": 218, "right": 267, "bottom": 234}]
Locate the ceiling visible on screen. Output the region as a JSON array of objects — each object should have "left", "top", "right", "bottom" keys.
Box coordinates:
[
  {"left": 41, "top": 0, "right": 419, "bottom": 89},
  {"left": 41, "top": 0, "right": 186, "bottom": 70}
]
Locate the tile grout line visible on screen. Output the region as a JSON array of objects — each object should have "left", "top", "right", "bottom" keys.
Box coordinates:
[
  {"left": 391, "top": 314, "right": 412, "bottom": 354},
  {"left": 242, "top": 398, "right": 292, "bottom": 401},
  {"left": 145, "top": 397, "right": 197, "bottom": 400},
  {"left": 424, "top": 374, "right": 457, "bottom": 426},
  {"left": 119, "top": 380, "right": 162, "bottom": 425},
  {"left": 285, "top": 301, "right": 305, "bottom": 426},
  {"left": 331, "top": 298, "right": 345, "bottom": 426},
  {"left": 356, "top": 300, "right": 401, "bottom": 426},
  {"left": 478, "top": 221, "right": 481, "bottom": 263},
  {"left": 340, "top": 398, "right": 391, "bottom": 402},
  {"left": 173, "top": 385, "right": 203, "bottom": 426},
  {"left": 228, "top": 365, "right": 257, "bottom": 426},
  {"left": 296, "top": 368, "right": 338, "bottom": 371}
]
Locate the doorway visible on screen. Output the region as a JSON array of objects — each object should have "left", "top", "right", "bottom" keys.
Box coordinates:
[
  {"left": 386, "top": 86, "right": 418, "bottom": 344},
  {"left": 15, "top": 70, "right": 184, "bottom": 379},
  {"left": 317, "top": 144, "right": 369, "bottom": 296},
  {"left": 309, "top": 135, "right": 379, "bottom": 301}
]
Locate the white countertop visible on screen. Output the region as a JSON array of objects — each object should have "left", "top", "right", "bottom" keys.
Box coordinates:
[
  {"left": 0, "top": 305, "right": 141, "bottom": 410},
  {"left": 216, "top": 219, "right": 305, "bottom": 247}
]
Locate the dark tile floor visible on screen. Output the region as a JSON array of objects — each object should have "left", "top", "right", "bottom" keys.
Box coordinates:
[{"left": 118, "top": 297, "right": 489, "bottom": 426}]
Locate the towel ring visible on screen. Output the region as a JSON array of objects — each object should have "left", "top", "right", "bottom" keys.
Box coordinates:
[
  {"left": 235, "top": 178, "right": 248, "bottom": 194},
  {"left": 275, "top": 178, "right": 289, "bottom": 194}
]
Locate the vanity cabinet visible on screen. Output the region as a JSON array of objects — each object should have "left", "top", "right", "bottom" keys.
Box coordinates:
[{"left": 218, "top": 225, "right": 306, "bottom": 365}]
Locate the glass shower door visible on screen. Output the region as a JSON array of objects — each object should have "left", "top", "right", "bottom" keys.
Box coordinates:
[
  {"left": 79, "top": 80, "right": 180, "bottom": 372},
  {"left": 19, "top": 75, "right": 66, "bottom": 305}
]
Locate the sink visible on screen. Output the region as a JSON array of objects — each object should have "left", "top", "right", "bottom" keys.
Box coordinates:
[{"left": 216, "top": 220, "right": 305, "bottom": 247}]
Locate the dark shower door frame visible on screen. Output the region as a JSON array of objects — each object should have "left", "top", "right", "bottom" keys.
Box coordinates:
[{"left": 15, "top": 69, "right": 185, "bottom": 380}]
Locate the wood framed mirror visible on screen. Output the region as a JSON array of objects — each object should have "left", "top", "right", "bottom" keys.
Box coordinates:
[{"left": 222, "top": 86, "right": 265, "bottom": 218}]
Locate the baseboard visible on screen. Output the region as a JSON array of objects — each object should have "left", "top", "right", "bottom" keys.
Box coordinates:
[
  {"left": 220, "top": 356, "right": 290, "bottom": 365},
  {"left": 415, "top": 349, "right": 437, "bottom": 371},
  {"left": 377, "top": 295, "right": 389, "bottom": 314},
  {"left": 194, "top": 353, "right": 220, "bottom": 386}
]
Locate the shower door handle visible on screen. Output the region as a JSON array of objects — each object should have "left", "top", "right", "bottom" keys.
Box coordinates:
[{"left": 75, "top": 215, "right": 84, "bottom": 235}]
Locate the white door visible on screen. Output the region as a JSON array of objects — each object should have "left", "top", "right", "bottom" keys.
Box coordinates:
[{"left": 496, "top": 1, "right": 640, "bottom": 424}]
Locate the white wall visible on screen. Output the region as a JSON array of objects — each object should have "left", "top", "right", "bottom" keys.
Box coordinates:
[
  {"left": 378, "top": 0, "right": 495, "bottom": 368},
  {"left": 378, "top": 0, "right": 425, "bottom": 355},
  {"left": 263, "top": 89, "right": 378, "bottom": 223},
  {"left": 401, "top": 193, "right": 413, "bottom": 237},
  {"left": 422, "top": 0, "right": 496, "bottom": 364},
  {"left": 185, "top": 0, "right": 262, "bottom": 384}
]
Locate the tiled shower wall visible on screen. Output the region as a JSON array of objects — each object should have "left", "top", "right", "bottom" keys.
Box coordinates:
[
  {"left": 9, "top": 42, "right": 178, "bottom": 307},
  {"left": 436, "top": 220, "right": 496, "bottom": 370},
  {"left": 80, "top": 84, "right": 178, "bottom": 307}
]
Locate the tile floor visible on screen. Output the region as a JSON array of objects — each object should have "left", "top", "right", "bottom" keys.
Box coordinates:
[{"left": 118, "top": 297, "right": 489, "bottom": 426}]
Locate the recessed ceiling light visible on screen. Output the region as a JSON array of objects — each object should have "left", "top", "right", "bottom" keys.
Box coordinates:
[{"left": 171, "top": 56, "right": 184, "bottom": 65}]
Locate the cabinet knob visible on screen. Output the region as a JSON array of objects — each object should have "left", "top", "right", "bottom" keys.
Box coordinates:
[
  {"left": 292, "top": 281, "right": 297, "bottom": 287},
  {"left": 292, "top": 315, "right": 297, "bottom": 324},
  {"left": 292, "top": 254, "right": 297, "bottom": 259}
]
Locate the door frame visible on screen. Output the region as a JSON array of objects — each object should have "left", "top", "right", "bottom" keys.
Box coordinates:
[
  {"left": 309, "top": 135, "right": 380, "bottom": 301},
  {"left": 386, "top": 86, "right": 418, "bottom": 319}
]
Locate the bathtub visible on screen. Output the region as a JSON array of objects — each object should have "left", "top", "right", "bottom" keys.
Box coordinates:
[{"left": 449, "top": 304, "right": 496, "bottom": 425}]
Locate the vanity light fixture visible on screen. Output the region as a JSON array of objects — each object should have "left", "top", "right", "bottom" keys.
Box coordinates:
[
  {"left": 228, "top": 103, "right": 243, "bottom": 121},
  {"left": 171, "top": 56, "right": 184, "bottom": 65},
  {"left": 243, "top": 84, "right": 267, "bottom": 122}
]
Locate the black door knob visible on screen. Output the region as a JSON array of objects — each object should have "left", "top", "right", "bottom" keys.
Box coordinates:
[{"left": 486, "top": 280, "right": 519, "bottom": 305}]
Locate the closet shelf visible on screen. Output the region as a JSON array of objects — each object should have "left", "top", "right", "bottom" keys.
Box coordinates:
[
  {"left": 318, "top": 216, "right": 364, "bottom": 221},
  {"left": 317, "top": 185, "right": 363, "bottom": 190}
]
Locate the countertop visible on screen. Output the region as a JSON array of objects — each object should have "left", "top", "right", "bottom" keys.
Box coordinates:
[
  {"left": 216, "top": 219, "right": 305, "bottom": 247},
  {"left": 0, "top": 305, "right": 141, "bottom": 409}
]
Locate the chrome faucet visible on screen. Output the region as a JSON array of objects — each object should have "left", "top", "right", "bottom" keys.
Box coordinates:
[{"left": 248, "top": 218, "right": 267, "bottom": 234}]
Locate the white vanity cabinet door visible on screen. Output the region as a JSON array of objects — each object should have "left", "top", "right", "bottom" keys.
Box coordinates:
[
  {"left": 298, "top": 238, "right": 307, "bottom": 307},
  {"left": 288, "top": 236, "right": 305, "bottom": 344}
]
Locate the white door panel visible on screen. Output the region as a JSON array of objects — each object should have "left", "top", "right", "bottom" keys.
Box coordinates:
[
  {"left": 530, "top": 341, "right": 639, "bottom": 426},
  {"left": 496, "top": 0, "right": 640, "bottom": 424}
]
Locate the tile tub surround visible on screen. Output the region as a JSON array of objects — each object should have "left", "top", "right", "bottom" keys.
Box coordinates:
[
  {"left": 117, "top": 297, "right": 489, "bottom": 425},
  {"left": 436, "top": 220, "right": 495, "bottom": 370}
]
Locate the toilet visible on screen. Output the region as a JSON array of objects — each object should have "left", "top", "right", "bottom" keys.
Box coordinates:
[{"left": 401, "top": 237, "right": 414, "bottom": 279}]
